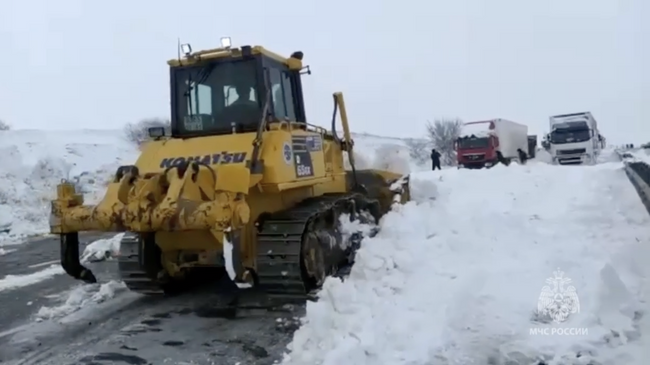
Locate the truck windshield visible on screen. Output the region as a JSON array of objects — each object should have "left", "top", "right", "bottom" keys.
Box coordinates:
[
  {"left": 457, "top": 136, "right": 489, "bottom": 149},
  {"left": 172, "top": 59, "right": 262, "bottom": 136},
  {"left": 550, "top": 129, "right": 591, "bottom": 144}
]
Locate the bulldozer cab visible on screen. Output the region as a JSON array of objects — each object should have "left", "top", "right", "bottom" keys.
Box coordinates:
[{"left": 168, "top": 45, "right": 308, "bottom": 138}]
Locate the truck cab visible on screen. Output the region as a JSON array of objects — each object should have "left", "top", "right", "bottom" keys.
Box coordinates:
[
  {"left": 548, "top": 112, "right": 601, "bottom": 165},
  {"left": 456, "top": 119, "right": 528, "bottom": 168},
  {"left": 456, "top": 133, "right": 499, "bottom": 168}
]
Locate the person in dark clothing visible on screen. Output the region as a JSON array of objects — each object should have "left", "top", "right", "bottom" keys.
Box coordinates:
[
  {"left": 517, "top": 148, "right": 528, "bottom": 164},
  {"left": 430, "top": 149, "right": 441, "bottom": 170}
]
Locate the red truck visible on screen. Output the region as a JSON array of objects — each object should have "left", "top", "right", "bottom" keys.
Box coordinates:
[{"left": 455, "top": 119, "right": 529, "bottom": 168}]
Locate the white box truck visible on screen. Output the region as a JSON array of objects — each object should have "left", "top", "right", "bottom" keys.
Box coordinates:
[
  {"left": 548, "top": 112, "right": 602, "bottom": 165},
  {"left": 456, "top": 118, "right": 529, "bottom": 168}
]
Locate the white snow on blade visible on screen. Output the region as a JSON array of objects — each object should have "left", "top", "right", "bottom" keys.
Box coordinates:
[
  {"left": 339, "top": 213, "right": 375, "bottom": 238},
  {"left": 34, "top": 280, "right": 127, "bottom": 321},
  {"left": 0, "top": 265, "right": 64, "bottom": 292},
  {"left": 283, "top": 162, "right": 649, "bottom": 365},
  {"left": 0, "top": 129, "right": 138, "bottom": 244},
  {"left": 81, "top": 233, "right": 124, "bottom": 263},
  {"left": 343, "top": 132, "right": 422, "bottom": 174}
]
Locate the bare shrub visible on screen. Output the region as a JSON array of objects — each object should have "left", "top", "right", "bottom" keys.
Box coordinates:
[
  {"left": 404, "top": 138, "right": 431, "bottom": 166},
  {"left": 426, "top": 118, "right": 463, "bottom": 166},
  {"left": 0, "top": 120, "right": 10, "bottom": 131}
]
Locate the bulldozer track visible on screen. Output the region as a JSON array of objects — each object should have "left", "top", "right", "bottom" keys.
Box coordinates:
[
  {"left": 117, "top": 232, "right": 166, "bottom": 295},
  {"left": 256, "top": 192, "right": 376, "bottom": 304}
]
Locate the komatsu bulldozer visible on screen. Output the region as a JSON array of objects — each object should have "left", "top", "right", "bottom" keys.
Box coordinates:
[{"left": 49, "top": 39, "right": 410, "bottom": 305}]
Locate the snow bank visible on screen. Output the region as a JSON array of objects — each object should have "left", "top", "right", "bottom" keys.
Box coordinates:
[
  {"left": 0, "top": 130, "right": 138, "bottom": 244},
  {"left": 283, "top": 162, "right": 649, "bottom": 365},
  {"left": 0, "top": 265, "right": 64, "bottom": 292},
  {"left": 35, "top": 280, "right": 127, "bottom": 321},
  {"left": 629, "top": 149, "right": 650, "bottom": 165},
  {"left": 597, "top": 147, "right": 622, "bottom": 164}
]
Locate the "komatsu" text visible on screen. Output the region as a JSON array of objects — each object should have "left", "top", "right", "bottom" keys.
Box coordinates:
[{"left": 159, "top": 152, "right": 247, "bottom": 169}]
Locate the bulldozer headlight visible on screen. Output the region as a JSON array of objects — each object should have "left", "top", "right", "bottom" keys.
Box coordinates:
[
  {"left": 148, "top": 126, "right": 165, "bottom": 139},
  {"left": 180, "top": 43, "right": 192, "bottom": 56},
  {"left": 220, "top": 37, "right": 231, "bottom": 49}
]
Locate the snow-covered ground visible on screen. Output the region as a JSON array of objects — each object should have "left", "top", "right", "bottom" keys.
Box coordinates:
[
  {"left": 2, "top": 127, "right": 649, "bottom": 364},
  {"left": 283, "top": 161, "right": 649, "bottom": 365}
]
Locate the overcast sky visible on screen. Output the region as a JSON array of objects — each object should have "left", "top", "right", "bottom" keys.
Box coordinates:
[{"left": 0, "top": 0, "right": 647, "bottom": 143}]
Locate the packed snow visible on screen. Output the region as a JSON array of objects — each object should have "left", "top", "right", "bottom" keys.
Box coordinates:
[
  {"left": 625, "top": 149, "right": 650, "bottom": 165},
  {"left": 282, "top": 162, "right": 649, "bottom": 365},
  {"left": 0, "top": 265, "right": 65, "bottom": 293},
  {"left": 34, "top": 280, "right": 127, "bottom": 321}
]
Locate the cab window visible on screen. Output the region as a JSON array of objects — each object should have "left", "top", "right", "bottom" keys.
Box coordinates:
[
  {"left": 269, "top": 67, "right": 297, "bottom": 121},
  {"left": 172, "top": 58, "right": 261, "bottom": 136}
]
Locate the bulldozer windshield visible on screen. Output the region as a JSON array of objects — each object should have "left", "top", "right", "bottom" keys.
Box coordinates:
[{"left": 171, "top": 58, "right": 264, "bottom": 137}]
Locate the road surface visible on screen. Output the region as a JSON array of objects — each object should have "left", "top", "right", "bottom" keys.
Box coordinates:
[{"left": 0, "top": 233, "right": 302, "bottom": 365}]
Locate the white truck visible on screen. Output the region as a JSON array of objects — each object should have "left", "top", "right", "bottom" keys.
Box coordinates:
[
  {"left": 456, "top": 118, "right": 529, "bottom": 168},
  {"left": 548, "top": 112, "right": 602, "bottom": 165}
]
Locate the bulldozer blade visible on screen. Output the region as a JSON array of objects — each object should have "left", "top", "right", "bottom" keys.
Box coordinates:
[
  {"left": 346, "top": 169, "right": 410, "bottom": 214},
  {"left": 60, "top": 233, "right": 97, "bottom": 284}
]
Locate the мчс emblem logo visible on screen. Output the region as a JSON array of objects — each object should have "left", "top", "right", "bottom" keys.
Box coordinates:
[{"left": 537, "top": 268, "right": 580, "bottom": 323}]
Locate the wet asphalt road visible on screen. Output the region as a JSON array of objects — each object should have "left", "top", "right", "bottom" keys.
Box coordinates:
[{"left": 0, "top": 233, "right": 303, "bottom": 365}]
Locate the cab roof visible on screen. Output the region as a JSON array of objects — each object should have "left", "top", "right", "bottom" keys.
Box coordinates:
[{"left": 167, "top": 45, "right": 296, "bottom": 68}]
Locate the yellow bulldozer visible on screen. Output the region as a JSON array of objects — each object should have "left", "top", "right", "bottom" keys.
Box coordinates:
[{"left": 49, "top": 39, "right": 410, "bottom": 305}]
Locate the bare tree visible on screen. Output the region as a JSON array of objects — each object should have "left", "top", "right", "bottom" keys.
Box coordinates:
[
  {"left": 0, "top": 120, "right": 10, "bottom": 131},
  {"left": 426, "top": 118, "right": 463, "bottom": 166},
  {"left": 404, "top": 138, "right": 431, "bottom": 166},
  {"left": 124, "top": 118, "right": 170, "bottom": 146}
]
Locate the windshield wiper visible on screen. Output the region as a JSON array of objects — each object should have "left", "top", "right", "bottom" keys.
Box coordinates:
[
  {"left": 184, "top": 75, "right": 195, "bottom": 117},
  {"left": 183, "top": 64, "right": 217, "bottom": 117}
]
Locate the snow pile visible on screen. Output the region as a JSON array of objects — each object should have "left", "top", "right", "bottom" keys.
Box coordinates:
[
  {"left": 629, "top": 149, "right": 650, "bottom": 165},
  {"left": 283, "top": 162, "right": 649, "bottom": 365},
  {"left": 35, "top": 280, "right": 127, "bottom": 321},
  {"left": 80, "top": 233, "right": 123, "bottom": 263},
  {"left": 460, "top": 121, "right": 491, "bottom": 138},
  {"left": 0, "top": 265, "right": 64, "bottom": 292},
  {"left": 597, "top": 147, "right": 622, "bottom": 164},
  {"left": 0, "top": 204, "right": 11, "bottom": 233},
  {"left": 0, "top": 130, "right": 138, "bottom": 243},
  {"left": 532, "top": 148, "right": 552, "bottom": 164}
]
